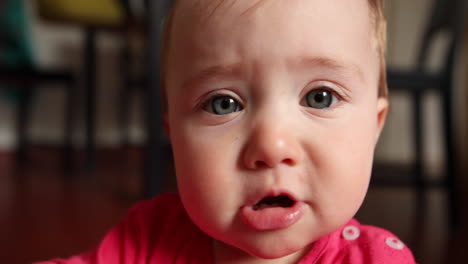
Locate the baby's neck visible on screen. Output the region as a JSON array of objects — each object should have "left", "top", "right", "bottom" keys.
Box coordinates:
[{"left": 212, "top": 239, "right": 309, "bottom": 264}]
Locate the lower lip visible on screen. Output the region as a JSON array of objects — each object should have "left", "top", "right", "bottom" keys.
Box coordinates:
[{"left": 240, "top": 202, "right": 305, "bottom": 231}]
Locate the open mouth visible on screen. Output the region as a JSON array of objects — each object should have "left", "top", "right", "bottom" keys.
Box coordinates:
[
  {"left": 252, "top": 195, "right": 295, "bottom": 210},
  {"left": 242, "top": 192, "right": 304, "bottom": 230}
]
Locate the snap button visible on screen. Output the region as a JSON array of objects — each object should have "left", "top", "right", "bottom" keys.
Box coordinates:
[
  {"left": 342, "top": 225, "right": 360, "bottom": 241},
  {"left": 385, "top": 237, "right": 405, "bottom": 250}
]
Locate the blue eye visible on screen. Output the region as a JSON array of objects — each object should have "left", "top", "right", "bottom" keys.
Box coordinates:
[
  {"left": 305, "top": 89, "right": 337, "bottom": 109},
  {"left": 207, "top": 96, "right": 242, "bottom": 115}
]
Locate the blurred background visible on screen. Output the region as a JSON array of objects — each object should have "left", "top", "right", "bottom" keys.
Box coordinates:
[{"left": 0, "top": 0, "right": 467, "bottom": 263}]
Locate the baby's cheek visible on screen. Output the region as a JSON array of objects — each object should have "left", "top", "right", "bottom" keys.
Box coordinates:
[
  {"left": 324, "top": 123, "right": 375, "bottom": 203},
  {"left": 174, "top": 139, "right": 238, "bottom": 211}
]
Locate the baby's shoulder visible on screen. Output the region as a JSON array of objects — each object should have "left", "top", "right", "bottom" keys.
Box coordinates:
[{"left": 318, "top": 219, "right": 417, "bottom": 264}]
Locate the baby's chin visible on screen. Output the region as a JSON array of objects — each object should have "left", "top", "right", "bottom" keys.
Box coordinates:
[
  {"left": 214, "top": 231, "right": 316, "bottom": 262},
  {"left": 250, "top": 243, "right": 312, "bottom": 260}
]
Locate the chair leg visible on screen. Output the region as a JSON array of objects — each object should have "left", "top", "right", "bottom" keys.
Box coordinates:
[
  {"left": 84, "top": 29, "right": 97, "bottom": 172},
  {"left": 62, "top": 78, "right": 75, "bottom": 175},
  {"left": 442, "top": 85, "right": 458, "bottom": 232},
  {"left": 16, "top": 85, "right": 33, "bottom": 169},
  {"left": 143, "top": 0, "right": 169, "bottom": 198},
  {"left": 410, "top": 91, "right": 426, "bottom": 254},
  {"left": 118, "top": 37, "right": 131, "bottom": 148}
]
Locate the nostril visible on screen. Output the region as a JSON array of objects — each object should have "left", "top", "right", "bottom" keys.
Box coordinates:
[
  {"left": 254, "top": 160, "right": 269, "bottom": 169},
  {"left": 252, "top": 158, "right": 295, "bottom": 169},
  {"left": 282, "top": 158, "right": 295, "bottom": 166}
]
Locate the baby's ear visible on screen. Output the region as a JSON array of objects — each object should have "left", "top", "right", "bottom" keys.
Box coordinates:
[
  {"left": 375, "top": 97, "right": 389, "bottom": 144},
  {"left": 163, "top": 114, "right": 171, "bottom": 141}
]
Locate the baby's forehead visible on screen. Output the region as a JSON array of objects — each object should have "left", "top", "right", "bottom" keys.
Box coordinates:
[
  {"left": 169, "top": 0, "right": 374, "bottom": 53},
  {"left": 171, "top": 0, "right": 265, "bottom": 29},
  {"left": 171, "top": 0, "right": 373, "bottom": 39},
  {"left": 174, "top": 0, "right": 264, "bottom": 16},
  {"left": 166, "top": 0, "right": 378, "bottom": 86}
]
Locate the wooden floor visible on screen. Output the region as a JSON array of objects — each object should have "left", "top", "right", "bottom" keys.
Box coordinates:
[
  {"left": 1, "top": 146, "right": 466, "bottom": 264},
  {"left": 0, "top": 146, "right": 147, "bottom": 264}
]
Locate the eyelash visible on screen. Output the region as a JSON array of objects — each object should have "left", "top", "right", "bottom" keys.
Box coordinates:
[
  {"left": 198, "top": 83, "right": 346, "bottom": 114},
  {"left": 199, "top": 91, "right": 244, "bottom": 115},
  {"left": 300, "top": 85, "right": 344, "bottom": 109}
]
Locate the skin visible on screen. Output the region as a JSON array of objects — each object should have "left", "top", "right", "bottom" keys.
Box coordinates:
[{"left": 164, "top": 0, "right": 389, "bottom": 263}]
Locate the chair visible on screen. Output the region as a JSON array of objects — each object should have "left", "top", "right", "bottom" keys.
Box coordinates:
[
  {"left": 115, "top": 0, "right": 173, "bottom": 198},
  {"left": 37, "top": 0, "right": 127, "bottom": 171},
  {"left": 115, "top": 0, "right": 146, "bottom": 148},
  {"left": 0, "top": 0, "right": 77, "bottom": 172},
  {"left": 371, "top": 0, "right": 467, "bottom": 240}
]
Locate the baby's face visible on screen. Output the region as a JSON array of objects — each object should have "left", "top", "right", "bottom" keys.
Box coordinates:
[{"left": 165, "top": 0, "right": 388, "bottom": 261}]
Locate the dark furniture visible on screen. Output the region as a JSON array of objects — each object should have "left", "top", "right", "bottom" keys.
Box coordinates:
[
  {"left": 142, "top": 0, "right": 173, "bottom": 198},
  {"left": 112, "top": 0, "right": 172, "bottom": 198},
  {"left": 0, "top": 2, "right": 76, "bottom": 172},
  {"left": 0, "top": 67, "right": 76, "bottom": 171},
  {"left": 37, "top": 0, "right": 132, "bottom": 172},
  {"left": 372, "top": 0, "right": 467, "bottom": 241}
]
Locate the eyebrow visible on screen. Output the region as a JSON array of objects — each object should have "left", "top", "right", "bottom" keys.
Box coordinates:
[
  {"left": 292, "top": 56, "right": 365, "bottom": 83},
  {"left": 182, "top": 56, "right": 365, "bottom": 90},
  {"left": 181, "top": 63, "right": 242, "bottom": 89}
]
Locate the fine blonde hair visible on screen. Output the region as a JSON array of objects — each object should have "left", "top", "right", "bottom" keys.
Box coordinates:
[
  {"left": 368, "top": 0, "right": 388, "bottom": 98},
  {"left": 160, "top": 0, "right": 388, "bottom": 111}
]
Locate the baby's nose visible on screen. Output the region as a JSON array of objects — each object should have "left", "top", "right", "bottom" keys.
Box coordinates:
[{"left": 242, "top": 119, "right": 302, "bottom": 170}]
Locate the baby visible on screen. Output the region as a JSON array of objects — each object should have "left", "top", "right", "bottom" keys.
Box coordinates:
[{"left": 39, "top": 0, "right": 416, "bottom": 263}]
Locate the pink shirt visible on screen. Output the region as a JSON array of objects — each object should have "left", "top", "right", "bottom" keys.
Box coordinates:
[{"left": 37, "top": 193, "right": 416, "bottom": 264}]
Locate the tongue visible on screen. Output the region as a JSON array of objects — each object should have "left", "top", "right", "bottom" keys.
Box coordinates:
[{"left": 241, "top": 202, "right": 304, "bottom": 231}]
